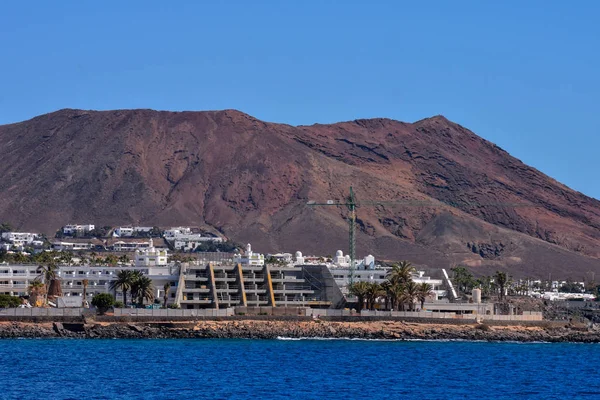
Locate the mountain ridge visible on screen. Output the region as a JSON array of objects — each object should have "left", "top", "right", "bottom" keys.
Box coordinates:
[{"left": 1, "top": 108, "right": 599, "bottom": 278}]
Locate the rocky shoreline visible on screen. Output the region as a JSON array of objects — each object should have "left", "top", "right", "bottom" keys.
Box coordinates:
[{"left": 1, "top": 320, "right": 600, "bottom": 342}]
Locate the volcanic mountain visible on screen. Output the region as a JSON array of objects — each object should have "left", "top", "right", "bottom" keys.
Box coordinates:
[{"left": 1, "top": 109, "right": 599, "bottom": 278}]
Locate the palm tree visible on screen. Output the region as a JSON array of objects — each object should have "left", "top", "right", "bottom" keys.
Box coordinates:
[
  {"left": 391, "top": 283, "right": 406, "bottom": 311},
  {"left": 403, "top": 281, "right": 419, "bottom": 311},
  {"left": 82, "top": 279, "right": 89, "bottom": 304},
  {"left": 349, "top": 281, "right": 370, "bottom": 312},
  {"left": 365, "top": 282, "right": 384, "bottom": 310},
  {"left": 387, "top": 261, "right": 415, "bottom": 286},
  {"left": 416, "top": 282, "right": 433, "bottom": 310},
  {"left": 110, "top": 270, "right": 135, "bottom": 306},
  {"left": 163, "top": 283, "right": 171, "bottom": 308},
  {"left": 494, "top": 271, "right": 508, "bottom": 301},
  {"left": 132, "top": 276, "right": 154, "bottom": 307},
  {"left": 380, "top": 281, "right": 392, "bottom": 310},
  {"left": 37, "top": 261, "right": 61, "bottom": 301},
  {"left": 28, "top": 280, "right": 46, "bottom": 307}
]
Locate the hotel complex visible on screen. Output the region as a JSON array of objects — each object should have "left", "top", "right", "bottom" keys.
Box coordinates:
[{"left": 0, "top": 242, "right": 445, "bottom": 309}]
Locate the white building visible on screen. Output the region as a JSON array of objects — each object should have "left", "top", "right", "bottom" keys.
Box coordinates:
[
  {"left": 268, "top": 253, "right": 293, "bottom": 263},
  {"left": 0, "top": 262, "right": 179, "bottom": 307},
  {"left": 112, "top": 240, "right": 151, "bottom": 252},
  {"left": 163, "top": 227, "right": 192, "bottom": 238},
  {"left": 52, "top": 241, "right": 96, "bottom": 251},
  {"left": 1, "top": 232, "right": 41, "bottom": 248},
  {"left": 63, "top": 224, "right": 95, "bottom": 235},
  {"left": 233, "top": 244, "right": 265, "bottom": 266},
  {"left": 113, "top": 226, "right": 154, "bottom": 237},
  {"left": 134, "top": 240, "right": 168, "bottom": 267},
  {"left": 289, "top": 249, "right": 446, "bottom": 300}
]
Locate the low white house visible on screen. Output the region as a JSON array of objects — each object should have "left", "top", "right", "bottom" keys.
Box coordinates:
[
  {"left": 62, "top": 224, "right": 95, "bottom": 235},
  {"left": 1, "top": 232, "right": 40, "bottom": 248},
  {"left": 233, "top": 244, "right": 264, "bottom": 266},
  {"left": 135, "top": 240, "right": 168, "bottom": 267},
  {"left": 111, "top": 240, "right": 151, "bottom": 252},
  {"left": 113, "top": 226, "right": 154, "bottom": 237}
]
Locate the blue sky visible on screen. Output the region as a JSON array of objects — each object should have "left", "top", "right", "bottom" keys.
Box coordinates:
[{"left": 1, "top": 1, "right": 599, "bottom": 198}]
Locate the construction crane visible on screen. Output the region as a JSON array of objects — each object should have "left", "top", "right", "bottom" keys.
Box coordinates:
[{"left": 307, "top": 186, "right": 534, "bottom": 286}]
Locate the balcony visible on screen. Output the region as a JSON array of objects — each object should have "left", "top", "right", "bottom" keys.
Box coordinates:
[
  {"left": 179, "top": 299, "right": 212, "bottom": 304},
  {"left": 183, "top": 288, "right": 211, "bottom": 293}
]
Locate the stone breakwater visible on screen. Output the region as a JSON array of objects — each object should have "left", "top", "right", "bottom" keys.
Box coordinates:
[{"left": 1, "top": 320, "right": 600, "bottom": 342}]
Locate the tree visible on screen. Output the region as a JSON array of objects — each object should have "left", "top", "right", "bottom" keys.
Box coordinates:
[
  {"left": 494, "top": 271, "right": 508, "bottom": 301},
  {"left": 82, "top": 279, "right": 89, "bottom": 304},
  {"left": 380, "top": 281, "right": 392, "bottom": 310},
  {"left": 131, "top": 276, "right": 154, "bottom": 307},
  {"left": 386, "top": 261, "right": 415, "bottom": 286},
  {"left": 163, "top": 282, "right": 171, "bottom": 308},
  {"left": 110, "top": 270, "right": 135, "bottom": 306},
  {"left": 403, "top": 281, "right": 419, "bottom": 311},
  {"left": 0, "top": 294, "right": 22, "bottom": 308},
  {"left": 91, "top": 293, "right": 115, "bottom": 315},
  {"left": 28, "top": 280, "right": 46, "bottom": 307},
  {"left": 365, "top": 282, "right": 384, "bottom": 310},
  {"left": 451, "top": 266, "right": 477, "bottom": 295},
  {"left": 118, "top": 254, "right": 130, "bottom": 265},
  {"left": 37, "top": 261, "right": 61, "bottom": 301},
  {"left": 349, "top": 281, "right": 370, "bottom": 312},
  {"left": 416, "top": 282, "right": 434, "bottom": 310}
]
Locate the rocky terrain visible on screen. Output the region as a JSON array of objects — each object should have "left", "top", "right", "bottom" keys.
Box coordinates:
[
  {"left": 1, "top": 320, "right": 599, "bottom": 342},
  {"left": 1, "top": 109, "right": 600, "bottom": 277}
]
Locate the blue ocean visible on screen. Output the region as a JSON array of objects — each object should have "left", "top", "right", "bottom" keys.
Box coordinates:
[{"left": 0, "top": 339, "right": 597, "bottom": 399}]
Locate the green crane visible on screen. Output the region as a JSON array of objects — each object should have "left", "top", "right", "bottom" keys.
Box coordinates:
[{"left": 307, "top": 186, "right": 535, "bottom": 286}]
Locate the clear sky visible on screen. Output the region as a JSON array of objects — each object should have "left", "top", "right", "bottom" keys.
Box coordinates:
[{"left": 1, "top": 1, "right": 599, "bottom": 198}]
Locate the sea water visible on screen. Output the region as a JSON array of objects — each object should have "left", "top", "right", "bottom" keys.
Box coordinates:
[{"left": 0, "top": 339, "right": 598, "bottom": 399}]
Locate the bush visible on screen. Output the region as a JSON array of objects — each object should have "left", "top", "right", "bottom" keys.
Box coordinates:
[
  {"left": 0, "top": 294, "right": 22, "bottom": 308},
  {"left": 167, "top": 303, "right": 180, "bottom": 309},
  {"left": 113, "top": 301, "right": 124, "bottom": 308},
  {"left": 91, "top": 293, "right": 115, "bottom": 314}
]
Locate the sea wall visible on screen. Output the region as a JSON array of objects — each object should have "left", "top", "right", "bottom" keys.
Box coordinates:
[{"left": 0, "top": 319, "right": 596, "bottom": 342}]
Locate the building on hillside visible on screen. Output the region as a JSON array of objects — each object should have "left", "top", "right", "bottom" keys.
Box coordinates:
[
  {"left": 62, "top": 224, "right": 95, "bottom": 235},
  {"left": 108, "top": 239, "right": 152, "bottom": 252},
  {"left": 1, "top": 232, "right": 43, "bottom": 249},
  {"left": 172, "top": 234, "right": 224, "bottom": 251},
  {"left": 134, "top": 240, "right": 168, "bottom": 266},
  {"left": 113, "top": 226, "right": 154, "bottom": 237},
  {"left": 51, "top": 238, "right": 104, "bottom": 252},
  {"left": 163, "top": 227, "right": 192, "bottom": 238}
]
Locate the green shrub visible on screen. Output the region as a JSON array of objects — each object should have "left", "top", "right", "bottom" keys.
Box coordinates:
[
  {"left": 113, "top": 301, "right": 124, "bottom": 308},
  {"left": 167, "top": 303, "right": 180, "bottom": 309},
  {"left": 0, "top": 294, "right": 22, "bottom": 308},
  {"left": 91, "top": 293, "right": 115, "bottom": 315}
]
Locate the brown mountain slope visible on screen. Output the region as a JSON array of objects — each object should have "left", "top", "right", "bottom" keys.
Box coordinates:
[{"left": 0, "top": 109, "right": 599, "bottom": 278}]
